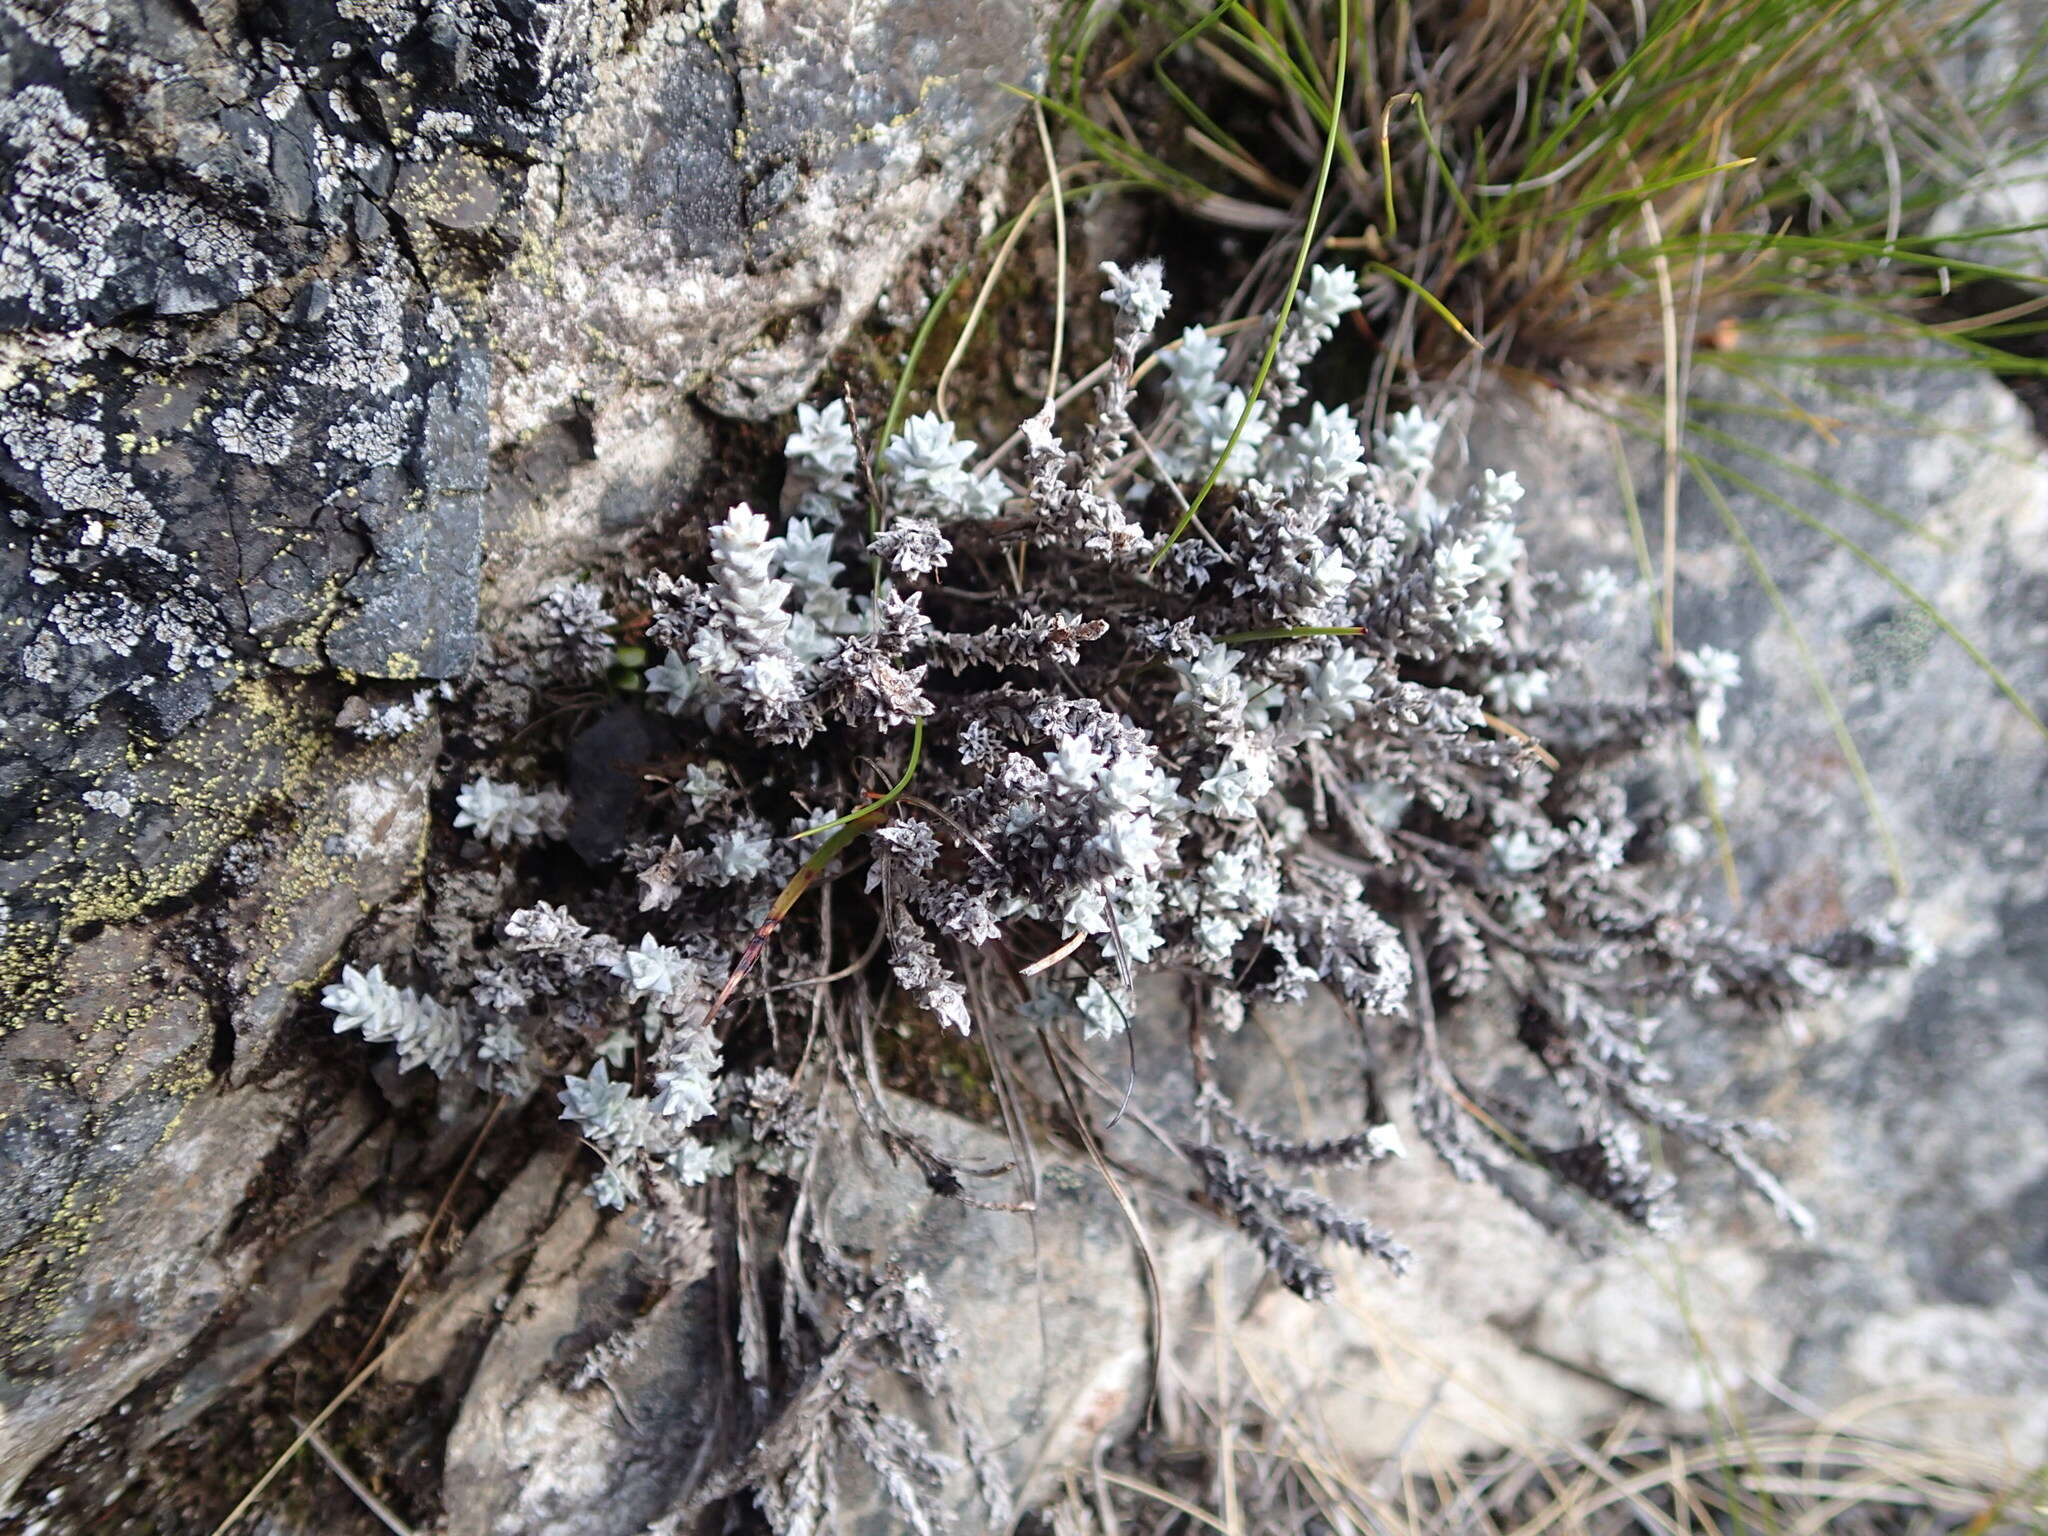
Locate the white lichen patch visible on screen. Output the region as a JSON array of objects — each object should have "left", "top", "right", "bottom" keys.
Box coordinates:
[
  {"left": 1, "top": 404, "right": 167, "bottom": 559},
  {"left": 213, "top": 389, "right": 300, "bottom": 465},
  {"left": 415, "top": 109, "right": 477, "bottom": 140},
  {"left": 326, "top": 398, "right": 413, "bottom": 466},
  {"left": 298, "top": 262, "right": 412, "bottom": 395},
  {"left": 0, "top": 86, "right": 124, "bottom": 321},
  {"left": 82, "top": 788, "right": 134, "bottom": 819},
  {"left": 335, "top": 0, "right": 415, "bottom": 44}
]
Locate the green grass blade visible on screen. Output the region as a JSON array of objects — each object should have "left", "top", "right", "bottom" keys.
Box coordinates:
[
  {"left": 792, "top": 717, "right": 928, "bottom": 840},
  {"left": 1367, "top": 261, "right": 1482, "bottom": 348},
  {"left": 876, "top": 264, "right": 972, "bottom": 526}
]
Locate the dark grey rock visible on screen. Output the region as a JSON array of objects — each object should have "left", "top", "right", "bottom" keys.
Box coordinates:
[
  {"left": 0, "top": 695, "right": 437, "bottom": 1492},
  {"left": 325, "top": 335, "right": 493, "bottom": 678}
]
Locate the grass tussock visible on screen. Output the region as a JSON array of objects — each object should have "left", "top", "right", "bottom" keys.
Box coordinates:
[{"left": 1044, "top": 0, "right": 2048, "bottom": 396}]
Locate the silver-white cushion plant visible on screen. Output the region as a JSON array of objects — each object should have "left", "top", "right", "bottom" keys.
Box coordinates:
[
  {"left": 331, "top": 255, "right": 1916, "bottom": 1254},
  {"left": 322, "top": 257, "right": 1919, "bottom": 1527}
]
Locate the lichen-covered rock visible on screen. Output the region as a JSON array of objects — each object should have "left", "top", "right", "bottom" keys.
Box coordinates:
[
  {"left": 0, "top": 0, "right": 1050, "bottom": 1508},
  {"left": 0, "top": 689, "right": 437, "bottom": 1494},
  {"left": 474, "top": 0, "right": 1050, "bottom": 617},
  {"left": 486, "top": 0, "right": 1047, "bottom": 434}
]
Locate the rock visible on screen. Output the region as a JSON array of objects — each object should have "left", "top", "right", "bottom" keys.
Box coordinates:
[
  {"left": 1067, "top": 983, "right": 1633, "bottom": 1468},
  {"left": 472, "top": 0, "right": 1052, "bottom": 618},
  {"left": 0, "top": 692, "right": 437, "bottom": 1497},
  {"left": 811, "top": 1088, "right": 1219, "bottom": 1524},
  {"left": 0, "top": 0, "right": 1051, "bottom": 1507},
  {"left": 565, "top": 704, "right": 682, "bottom": 865},
  {"left": 425, "top": 1083, "right": 1206, "bottom": 1536},
  {"left": 439, "top": 1188, "right": 721, "bottom": 1536},
  {"left": 1405, "top": 350, "right": 2048, "bottom": 1456},
  {"left": 381, "top": 1144, "right": 580, "bottom": 1392},
  {"left": 145, "top": 1199, "right": 425, "bottom": 1441},
  {"left": 485, "top": 0, "right": 1049, "bottom": 436}
]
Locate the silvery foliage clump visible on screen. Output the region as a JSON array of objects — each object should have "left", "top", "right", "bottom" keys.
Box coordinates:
[
  {"left": 452, "top": 775, "right": 572, "bottom": 847},
  {"left": 321, "top": 964, "right": 466, "bottom": 1079},
  {"left": 324, "top": 259, "right": 1916, "bottom": 1308},
  {"left": 318, "top": 762, "right": 806, "bottom": 1220},
  {"left": 611, "top": 258, "right": 1908, "bottom": 1282},
  {"left": 308, "top": 256, "right": 1924, "bottom": 1536}
]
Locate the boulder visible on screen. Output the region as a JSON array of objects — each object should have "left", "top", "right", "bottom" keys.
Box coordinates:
[
  {"left": 0, "top": 0, "right": 1050, "bottom": 1507},
  {"left": 811, "top": 1088, "right": 1223, "bottom": 1523},
  {"left": 438, "top": 1180, "right": 722, "bottom": 1536},
  {"left": 420, "top": 1084, "right": 1191, "bottom": 1536},
  {"left": 0, "top": 692, "right": 437, "bottom": 1492}
]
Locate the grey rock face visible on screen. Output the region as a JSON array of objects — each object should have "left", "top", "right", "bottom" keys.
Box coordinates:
[
  {"left": 0, "top": 0, "right": 1048, "bottom": 1508},
  {"left": 812, "top": 1090, "right": 1215, "bottom": 1523},
  {"left": 0, "top": 694, "right": 439, "bottom": 1492},
  {"left": 487, "top": 0, "right": 1046, "bottom": 433},
  {"left": 1641, "top": 351, "right": 2048, "bottom": 1454},
  {"left": 1237, "top": 351, "right": 2048, "bottom": 1462},
  {"left": 439, "top": 1185, "right": 723, "bottom": 1536},
  {"left": 427, "top": 1090, "right": 1189, "bottom": 1536}
]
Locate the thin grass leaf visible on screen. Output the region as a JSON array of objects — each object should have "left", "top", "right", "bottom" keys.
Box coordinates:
[
  {"left": 1612, "top": 419, "right": 1741, "bottom": 895},
  {"left": 879, "top": 266, "right": 972, "bottom": 501},
  {"left": 1478, "top": 157, "right": 1758, "bottom": 251},
  {"left": 1366, "top": 262, "right": 1482, "bottom": 348},
  {"left": 792, "top": 717, "right": 927, "bottom": 840}
]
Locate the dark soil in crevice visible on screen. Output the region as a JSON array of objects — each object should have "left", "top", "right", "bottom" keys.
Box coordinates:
[{"left": 1936, "top": 275, "right": 2048, "bottom": 439}]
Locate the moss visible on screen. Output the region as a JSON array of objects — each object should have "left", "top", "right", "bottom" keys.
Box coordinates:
[
  {"left": 872, "top": 996, "right": 1000, "bottom": 1124},
  {"left": 1850, "top": 604, "right": 1941, "bottom": 692}
]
